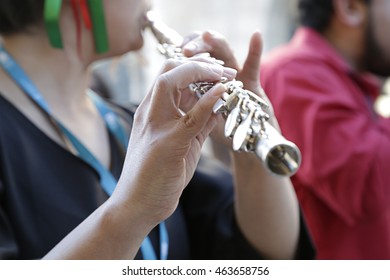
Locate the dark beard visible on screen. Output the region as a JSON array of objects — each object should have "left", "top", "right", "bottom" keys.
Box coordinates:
[{"left": 363, "top": 16, "right": 390, "bottom": 77}]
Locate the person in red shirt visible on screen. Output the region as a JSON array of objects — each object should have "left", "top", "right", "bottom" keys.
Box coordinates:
[
  {"left": 261, "top": 0, "right": 390, "bottom": 259},
  {"left": 0, "top": 0, "right": 312, "bottom": 260}
]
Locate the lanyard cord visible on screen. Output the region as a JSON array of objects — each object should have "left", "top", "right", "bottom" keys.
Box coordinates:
[{"left": 0, "top": 47, "right": 168, "bottom": 260}]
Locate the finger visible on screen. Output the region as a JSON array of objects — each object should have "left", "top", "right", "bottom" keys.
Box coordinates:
[
  {"left": 139, "top": 58, "right": 235, "bottom": 110},
  {"left": 181, "top": 37, "right": 212, "bottom": 57},
  {"left": 182, "top": 31, "right": 238, "bottom": 67},
  {"left": 240, "top": 31, "right": 263, "bottom": 83},
  {"left": 202, "top": 31, "right": 240, "bottom": 70},
  {"left": 177, "top": 83, "right": 227, "bottom": 138},
  {"left": 181, "top": 31, "right": 202, "bottom": 46},
  {"left": 148, "top": 62, "right": 235, "bottom": 121},
  {"left": 157, "top": 61, "right": 236, "bottom": 90},
  {"left": 158, "top": 58, "right": 236, "bottom": 80},
  {"left": 137, "top": 59, "right": 184, "bottom": 111}
]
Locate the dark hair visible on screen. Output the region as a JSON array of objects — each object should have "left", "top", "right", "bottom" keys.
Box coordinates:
[
  {"left": 298, "top": 0, "right": 335, "bottom": 32},
  {"left": 298, "top": 0, "right": 371, "bottom": 32},
  {"left": 0, "top": 0, "right": 44, "bottom": 35}
]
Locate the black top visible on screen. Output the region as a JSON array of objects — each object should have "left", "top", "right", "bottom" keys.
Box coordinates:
[{"left": 0, "top": 95, "right": 314, "bottom": 259}]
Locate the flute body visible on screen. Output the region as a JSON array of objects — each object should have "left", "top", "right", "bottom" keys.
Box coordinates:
[{"left": 146, "top": 12, "right": 301, "bottom": 177}]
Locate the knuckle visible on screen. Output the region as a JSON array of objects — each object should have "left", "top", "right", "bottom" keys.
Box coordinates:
[
  {"left": 181, "top": 113, "right": 198, "bottom": 130},
  {"left": 187, "top": 61, "right": 200, "bottom": 73},
  {"left": 162, "top": 59, "right": 178, "bottom": 72},
  {"left": 155, "top": 73, "right": 171, "bottom": 92}
]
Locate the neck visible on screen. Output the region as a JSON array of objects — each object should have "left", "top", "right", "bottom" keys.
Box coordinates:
[
  {"left": 323, "top": 21, "right": 366, "bottom": 73},
  {"left": 1, "top": 33, "right": 92, "bottom": 113}
]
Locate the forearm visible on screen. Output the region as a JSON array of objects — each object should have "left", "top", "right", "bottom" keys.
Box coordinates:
[
  {"left": 43, "top": 197, "right": 154, "bottom": 260},
  {"left": 231, "top": 151, "right": 300, "bottom": 259}
]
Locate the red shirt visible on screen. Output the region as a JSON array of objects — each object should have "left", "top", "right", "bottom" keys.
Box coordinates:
[{"left": 261, "top": 27, "right": 390, "bottom": 259}]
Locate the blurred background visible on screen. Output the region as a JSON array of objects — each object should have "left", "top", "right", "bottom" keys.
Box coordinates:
[
  {"left": 91, "top": 0, "right": 299, "bottom": 105},
  {"left": 91, "top": 0, "right": 390, "bottom": 118}
]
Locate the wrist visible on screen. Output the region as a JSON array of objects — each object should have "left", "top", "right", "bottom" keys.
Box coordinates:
[{"left": 105, "top": 185, "right": 159, "bottom": 238}]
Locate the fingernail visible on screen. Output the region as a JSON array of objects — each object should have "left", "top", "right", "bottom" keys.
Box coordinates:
[
  {"left": 183, "top": 42, "right": 197, "bottom": 52},
  {"left": 223, "top": 67, "right": 237, "bottom": 79},
  {"left": 194, "top": 52, "right": 211, "bottom": 58},
  {"left": 210, "top": 83, "right": 227, "bottom": 97},
  {"left": 206, "top": 30, "right": 219, "bottom": 38}
]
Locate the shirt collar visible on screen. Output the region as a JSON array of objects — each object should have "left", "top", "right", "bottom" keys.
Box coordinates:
[{"left": 291, "top": 27, "right": 381, "bottom": 99}]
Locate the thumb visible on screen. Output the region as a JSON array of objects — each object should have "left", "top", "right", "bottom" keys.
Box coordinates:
[
  {"left": 241, "top": 31, "right": 263, "bottom": 83},
  {"left": 177, "top": 83, "right": 227, "bottom": 139}
]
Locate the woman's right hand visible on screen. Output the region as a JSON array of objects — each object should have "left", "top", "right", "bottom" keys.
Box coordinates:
[{"left": 113, "top": 58, "right": 237, "bottom": 228}]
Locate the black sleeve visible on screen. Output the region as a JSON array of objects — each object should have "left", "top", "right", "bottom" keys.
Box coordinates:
[
  {"left": 295, "top": 209, "right": 316, "bottom": 259},
  {"left": 181, "top": 155, "right": 316, "bottom": 260},
  {"left": 0, "top": 178, "right": 18, "bottom": 259}
]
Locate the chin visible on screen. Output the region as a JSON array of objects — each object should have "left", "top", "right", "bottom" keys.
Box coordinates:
[
  {"left": 122, "top": 34, "right": 145, "bottom": 52},
  {"left": 105, "top": 39, "right": 145, "bottom": 58},
  {"left": 130, "top": 38, "right": 145, "bottom": 51}
]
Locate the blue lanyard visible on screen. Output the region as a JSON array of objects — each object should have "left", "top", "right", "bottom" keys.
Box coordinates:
[
  {"left": 0, "top": 46, "right": 168, "bottom": 260},
  {"left": 88, "top": 90, "right": 169, "bottom": 260},
  {"left": 86, "top": 90, "right": 129, "bottom": 149}
]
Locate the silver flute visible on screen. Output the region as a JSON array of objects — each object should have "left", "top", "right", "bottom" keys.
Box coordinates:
[{"left": 146, "top": 11, "right": 301, "bottom": 177}]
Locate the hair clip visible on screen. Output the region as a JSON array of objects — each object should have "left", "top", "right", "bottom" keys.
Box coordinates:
[
  {"left": 79, "top": 0, "right": 92, "bottom": 29},
  {"left": 87, "top": 0, "right": 109, "bottom": 53},
  {"left": 44, "top": 0, "right": 109, "bottom": 53},
  {"left": 44, "top": 0, "right": 63, "bottom": 48}
]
